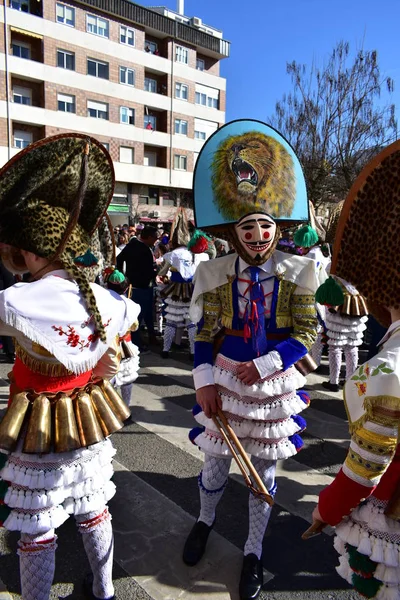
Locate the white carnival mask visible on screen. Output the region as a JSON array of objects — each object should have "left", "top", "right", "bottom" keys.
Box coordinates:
[{"left": 234, "top": 213, "right": 277, "bottom": 262}]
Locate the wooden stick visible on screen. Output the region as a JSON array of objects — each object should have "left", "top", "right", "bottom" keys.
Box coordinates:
[
  {"left": 213, "top": 408, "right": 274, "bottom": 506},
  {"left": 302, "top": 519, "right": 325, "bottom": 540}
]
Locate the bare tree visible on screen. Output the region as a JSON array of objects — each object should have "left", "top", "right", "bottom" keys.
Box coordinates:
[{"left": 270, "top": 41, "right": 397, "bottom": 209}]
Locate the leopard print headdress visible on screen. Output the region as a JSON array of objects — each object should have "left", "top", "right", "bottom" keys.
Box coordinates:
[
  {"left": 0, "top": 134, "right": 115, "bottom": 341},
  {"left": 331, "top": 141, "right": 400, "bottom": 319}
]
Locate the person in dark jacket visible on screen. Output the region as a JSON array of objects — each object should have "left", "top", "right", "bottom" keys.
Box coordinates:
[{"left": 117, "top": 227, "right": 158, "bottom": 352}]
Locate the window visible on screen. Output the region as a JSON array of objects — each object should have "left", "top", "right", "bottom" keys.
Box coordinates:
[
  {"left": 194, "top": 131, "right": 206, "bottom": 140},
  {"left": 119, "top": 147, "right": 134, "bottom": 163},
  {"left": 57, "top": 93, "right": 75, "bottom": 113},
  {"left": 175, "top": 119, "right": 188, "bottom": 136},
  {"left": 101, "top": 142, "right": 109, "bottom": 151},
  {"left": 87, "top": 100, "right": 108, "bottom": 120},
  {"left": 175, "top": 46, "right": 188, "bottom": 64},
  {"left": 175, "top": 83, "right": 188, "bottom": 100},
  {"left": 57, "top": 49, "right": 75, "bottom": 70},
  {"left": 196, "top": 58, "right": 205, "bottom": 71},
  {"left": 11, "top": 0, "right": 29, "bottom": 11},
  {"left": 88, "top": 59, "right": 109, "bottom": 80},
  {"left": 174, "top": 155, "right": 187, "bottom": 170},
  {"left": 119, "top": 67, "right": 135, "bottom": 86},
  {"left": 14, "top": 130, "right": 32, "bottom": 149},
  {"left": 86, "top": 14, "right": 109, "bottom": 38},
  {"left": 120, "top": 107, "right": 135, "bottom": 125},
  {"left": 144, "top": 115, "right": 156, "bottom": 130},
  {"left": 195, "top": 84, "right": 219, "bottom": 109},
  {"left": 13, "top": 86, "right": 31, "bottom": 105},
  {"left": 120, "top": 26, "right": 134, "bottom": 46},
  {"left": 12, "top": 42, "right": 30, "bottom": 59},
  {"left": 144, "top": 41, "right": 158, "bottom": 54},
  {"left": 56, "top": 3, "right": 75, "bottom": 26},
  {"left": 143, "top": 151, "right": 157, "bottom": 167},
  {"left": 144, "top": 78, "right": 157, "bottom": 93},
  {"left": 194, "top": 118, "right": 218, "bottom": 141}
]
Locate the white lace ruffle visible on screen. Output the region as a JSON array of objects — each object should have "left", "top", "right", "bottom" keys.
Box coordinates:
[
  {"left": 213, "top": 357, "right": 306, "bottom": 401},
  {"left": 327, "top": 338, "right": 364, "bottom": 347},
  {"left": 1, "top": 439, "right": 116, "bottom": 535},
  {"left": 219, "top": 391, "right": 307, "bottom": 421},
  {"left": 193, "top": 430, "right": 298, "bottom": 461},
  {"left": 194, "top": 411, "right": 302, "bottom": 440},
  {"left": 325, "top": 313, "right": 368, "bottom": 327}
]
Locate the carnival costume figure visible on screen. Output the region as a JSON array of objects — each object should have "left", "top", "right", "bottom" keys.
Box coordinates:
[
  {"left": 182, "top": 120, "right": 319, "bottom": 600},
  {"left": 160, "top": 208, "right": 197, "bottom": 359},
  {"left": 0, "top": 135, "right": 140, "bottom": 600},
  {"left": 310, "top": 142, "right": 400, "bottom": 599},
  {"left": 294, "top": 224, "right": 330, "bottom": 368}
]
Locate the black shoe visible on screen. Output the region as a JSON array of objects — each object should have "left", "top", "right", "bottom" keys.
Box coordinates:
[
  {"left": 182, "top": 520, "right": 214, "bottom": 566},
  {"left": 339, "top": 379, "right": 346, "bottom": 387},
  {"left": 160, "top": 351, "right": 169, "bottom": 359},
  {"left": 83, "top": 573, "right": 115, "bottom": 600},
  {"left": 322, "top": 381, "right": 340, "bottom": 393},
  {"left": 239, "top": 554, "right": 263, "bottom": 600}
]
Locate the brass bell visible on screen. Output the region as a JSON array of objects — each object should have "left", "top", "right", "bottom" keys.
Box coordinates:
[
  {"left": 54, "top": 394, "right": 81, "bottom": 453},
  {"left": 74, "top": 392, "right": 104, "bottom": 447},
  {"left": 100, "top": 379, "right": 131, "bottom": 422},
  {"left": 0, "top": 392, "right": 31, "bottom": 452},
  {"left": 89, "top": 386, "right": 124, "bottom": 437},
  {"left": 294, "top": 353, "right": 318, "bottom": 376},
  {"left": 23, "top": 395, "right": 52, "bottom": 454}
]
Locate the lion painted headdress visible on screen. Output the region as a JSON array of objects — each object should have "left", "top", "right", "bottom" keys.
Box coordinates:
[{"left": 193, "top": 120, "right": 308, "bottom": 235}]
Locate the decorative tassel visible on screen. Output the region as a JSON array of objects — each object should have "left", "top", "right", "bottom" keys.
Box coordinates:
[
  {"left": 352, "top": 573, "right": 382, "bottom": 598},
  {"left": 376, "top": 584, "right": 400, "bottom": 600},
  {"left": 315, "top": 276, "right": 345, "bottom": 306},
  {"left": 333, "top": 535, "right": 346, "bottom": 555},
  {"left": 289, "top": 433, "right": 304, "bottom": 451},
  {"left": 336, "top": 520, "right": 352, "bottom": 542},
  {"left": 192, "top": 404, "right": 203, "bottom": 417},
  {"left": 358, "top": 532, "right": 373, "bottom": 556},
  {"left": 336, "top": 555, "right": 353, "bottom": 585},
  {"left": 74, "top": 248, "right": 98, "bottom": 267},
  {"left": 370, "top": 537, "right": 385, "bottom": 564},
  {"left": 384, "top": 543, "right": 399, "bottom": 568},
  {"left": 348, "top": 524, "right": 361, "bottom": 548},
  {"left": 189, "top": 426, "right": 205, "bottom": 445},
  {"left": 291, "top": 414, "right": 307, "bottom": 431},
  {"left": 294, "top": 224, "right": 319, "bottom": 248},
  {"left": 347, "top": 543, "right": 377, "bottom": 576}
]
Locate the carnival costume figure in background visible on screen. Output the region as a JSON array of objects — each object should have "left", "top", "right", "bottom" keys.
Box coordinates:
[
  {"left": 160, "top": 208, "right": 197, "bottom": 359},
  {"left": 310, "top": 142, "right": 400, "bottom": 599},
  {"left": 0, "top": 135, "right": 140, "bottom": 600},
  {"left": 182, "top": 120, "right": 319, "bottom": 600},
  {"left": 294, "top": 224, "right": 330, "bottom": 368}
]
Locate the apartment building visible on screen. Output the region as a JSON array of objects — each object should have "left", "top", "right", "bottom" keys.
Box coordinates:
[{"left": 0, "top": 0, "right": 230, "bottom": 224}]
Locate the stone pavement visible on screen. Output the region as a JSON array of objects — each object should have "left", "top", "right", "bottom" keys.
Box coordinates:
[{"left": 0, "top": 350, "right": 360, "bottom": 599}]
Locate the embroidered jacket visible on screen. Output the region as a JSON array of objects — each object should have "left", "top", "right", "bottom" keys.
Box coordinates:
[
  {"left": 318, "top": 322, "right": 400, "bottom": 525},
  {"left": 192, "top": 253, "right": 319, "bottom": 371}
]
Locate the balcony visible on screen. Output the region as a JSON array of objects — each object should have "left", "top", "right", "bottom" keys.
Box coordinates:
[
  {"left": 10, "top": 30, "right": 44, "bottom": 63},
  {"left": 12, "top": 122, "right": 44, "bottom": 150},
  {"left": 11, "top": 77, "right": 45, "bottom": 108},
  {"left": 144, "top": 37, "right": 167, "bottom": 59},
  {"left": 74, "top": 0, "right": 230, "bottom": 58},
  {"left": 143, "top": 145, "right": 167, "bottom": 169},
  {"left": 144, "top": 110, "right": 168, "bottom": 134},
  {"left": 144, "top": 70, "right": 168, "bottom": 96},
  {"left": 9, "top": 0, "right": 43, "bottom": 18}
]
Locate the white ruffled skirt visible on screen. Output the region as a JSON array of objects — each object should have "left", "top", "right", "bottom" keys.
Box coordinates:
[
  {"left": 0, "top": 438, "right": 116, "bottom": 535},
  {"left": 326, "top": 314, "right": 368, "bottom": 347},
  {"left": 192, "top": 353, "right": 309, "bottom": 461},
  {"left": 164, "top": 297, "right": 192, "bottom": 327},
  {"left": 334, "top": 496, "right": 400, "bottom": 599}
]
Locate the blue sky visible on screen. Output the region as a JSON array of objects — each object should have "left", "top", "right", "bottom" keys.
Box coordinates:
[{"left": 141, "top": 0, "right": 400, "bottom": 122}]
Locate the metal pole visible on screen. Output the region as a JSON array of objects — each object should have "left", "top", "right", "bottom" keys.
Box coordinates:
[
  {"left": 3, "top": 1, "right": 12, "bottom": 160},
  {"left": 168, "top": 22, "right": 176, "bottom": 186}
]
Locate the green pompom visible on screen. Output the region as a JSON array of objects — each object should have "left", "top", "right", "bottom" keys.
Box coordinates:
[
  {"left": 74, "top": 249, "right": 98, "bottom": 267},
  {"left": 108, "top": 269, "right": 125, "bottom": 284},
  {"left": 315, "top": 276, "right": 345, "bottom": 306},
  {"left": 346, "top": 544, "right": 377, "bottom": 576},
  {"left": 294, "top": 225, "right": 319, "bottom": 248},
  {"left": 352, "top": 573, "right": 382, "bottom": 598}
]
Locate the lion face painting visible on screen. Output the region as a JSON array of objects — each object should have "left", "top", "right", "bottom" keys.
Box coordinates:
[{"left": 211, "top": 131, "right": 296, "bottom": 221}]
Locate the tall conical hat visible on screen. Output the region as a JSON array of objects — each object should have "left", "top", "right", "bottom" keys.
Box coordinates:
[
  {"left": 170, "top": 206, "right": 190, "bottom": 248},
  {"left": 330, "top": 141, "right": 400, "bottom": 323},
  {"left": 193, "top": 119, "right": 309, "bottom": 236}
]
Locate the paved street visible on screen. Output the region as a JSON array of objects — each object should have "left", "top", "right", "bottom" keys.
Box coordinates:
[{"left": 0, "top": 346, "right": 361, "bottom": 600}]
